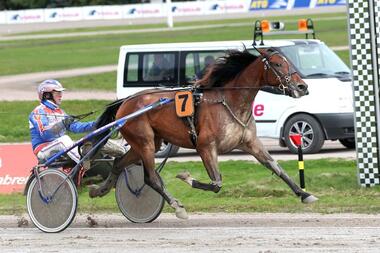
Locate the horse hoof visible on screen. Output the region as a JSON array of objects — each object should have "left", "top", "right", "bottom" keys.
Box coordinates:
[
  {"left": 176, "top": 171, "right": 191, "bottom": 180},
  {"left": 175, "top": 207, "right": 189, "bottom": 220},
  {"left": 176, "top": 171, "right": 193, "bottom": 186},
  {"left": 302, "top": 194, "right": 318, "bottom": 204},
  {"left": 88, "top": 184, "right": 109, "bottom": 198},
  {"left": 88, "top": 184, "right": 99, "bottom": 198}
]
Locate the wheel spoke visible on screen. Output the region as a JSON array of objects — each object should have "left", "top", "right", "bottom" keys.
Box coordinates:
[
  {"left": 303, "top": 136, "right": 313, "bottom": 146},
  {"left": 300, "top": 122, "right": 307, "bottom": 133},
  {"left": 304, "top": 129, "right": 313, "bottom": 136},
  {"left": 292, "top": 123, "right": 301, "bottom": 134}
]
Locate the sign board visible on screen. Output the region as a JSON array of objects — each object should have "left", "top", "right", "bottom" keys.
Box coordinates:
[{"left": 0, "top": 144, "right": 36, "bottom": 194}]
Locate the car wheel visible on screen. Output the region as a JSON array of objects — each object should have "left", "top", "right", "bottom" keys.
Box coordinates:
[
  {"left": 155, "top": 141, "right": 180, "bottom": 158},
  {"left": 283, "top": 114, "right": 325, "bottom": 154},
  {"left": 339, "top": 138, "right": 356, "bottom": 149}
]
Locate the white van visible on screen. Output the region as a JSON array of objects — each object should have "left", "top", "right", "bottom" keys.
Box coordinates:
[{"left": 116, "top": 21, "right": 354, "bottom": 156}]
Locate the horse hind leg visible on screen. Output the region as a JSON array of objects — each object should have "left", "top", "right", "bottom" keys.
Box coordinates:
[
  {"left": 88, "top": 148, "right": 140, "bottom": 198},
  {"left": 139, "top": 145, "right": 189, "bottom": 220},
  {"left": 143, "top": 167, "right": 188, "bottom": 220},
  {"left": 241, "top": 137, "right": 318, "bottom": 203},
  {"left": 176, "top": 144, "right": 222, "bottom": 193}
]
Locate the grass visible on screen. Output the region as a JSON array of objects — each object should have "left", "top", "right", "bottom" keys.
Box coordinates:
[
  {"left": 2, "top": 159, "right": 379, "bottom": 215},
  {"left": 0, "top": 12, "right": 349, "bottom": 76},
  {"left": 60, "top": 72, "right": 116, "bottom": 91},
  {"left": 0, "top": 100, "right": 111, "bottom": 142}
]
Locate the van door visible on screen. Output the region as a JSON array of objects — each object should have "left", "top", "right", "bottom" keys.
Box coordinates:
[{"left": 254, "top": 91, "right": 295, "bottom": 138}]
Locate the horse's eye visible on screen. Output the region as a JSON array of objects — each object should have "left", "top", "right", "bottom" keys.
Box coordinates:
[{"left": 276, "top": 63, "right": 282, "bottom": 67}]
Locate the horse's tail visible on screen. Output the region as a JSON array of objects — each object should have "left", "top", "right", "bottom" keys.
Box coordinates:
[{"left": 91, "top": 98, "right": 125, "bottom": 155}]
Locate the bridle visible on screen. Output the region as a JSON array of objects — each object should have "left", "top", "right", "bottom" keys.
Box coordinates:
[{"left": 259, "top": 49, "right": 299, "bottom": 94}]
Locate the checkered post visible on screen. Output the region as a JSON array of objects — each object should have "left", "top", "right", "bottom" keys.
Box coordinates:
[{"left": 348, "top": 0, "right": 380, "bottom": 186}]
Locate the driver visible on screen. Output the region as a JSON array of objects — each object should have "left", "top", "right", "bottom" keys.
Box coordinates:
[{"left": 29, "top": 79, "right": 126, "bottom": 170}]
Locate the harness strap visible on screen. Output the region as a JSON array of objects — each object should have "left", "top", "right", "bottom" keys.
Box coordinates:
[
  {"left": 221, "top": 98, "right": 252, "bottom": 144},
  {"left": 186, "top": 116, "right": 198, "bottom": 147},
  {"left": 203, "top": 96, "right": 252, "bottom": 145},
  {"left": 185, "top": 89, "right": 203, "bottom": 147}
]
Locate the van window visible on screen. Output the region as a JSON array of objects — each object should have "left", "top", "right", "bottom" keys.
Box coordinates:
[
  {"left": 123, "top": 52, "right": 178, "bottom": 87},
  {"left": 143, "top": 53, "right": 176, "bottom": 82},
  {"left": 126, "top": 54, "right": 138, "bottom": 82},
  {"left": 184, "top": 51, "right": 224, "bottom": 82}
]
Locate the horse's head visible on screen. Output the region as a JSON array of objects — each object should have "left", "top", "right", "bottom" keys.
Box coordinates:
[{"left": 258, "top": 48, "right": 308, "bottom": 98}]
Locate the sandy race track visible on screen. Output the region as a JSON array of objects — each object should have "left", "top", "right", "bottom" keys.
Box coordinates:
[{"left": 1, "top": 213, "right": 380, "bottom": 252}]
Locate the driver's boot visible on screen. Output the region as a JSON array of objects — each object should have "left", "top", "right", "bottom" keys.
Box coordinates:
[
  {"left": 101, "top": 140, "right": 129, "bottom": 158},
  {"left": 81, "top": 141, "right": 93, "bottom": 172}
]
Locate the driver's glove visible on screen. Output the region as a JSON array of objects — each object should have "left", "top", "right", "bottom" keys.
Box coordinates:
[{"left": 62, "top": 115, "right": 75, "bottom": 129}]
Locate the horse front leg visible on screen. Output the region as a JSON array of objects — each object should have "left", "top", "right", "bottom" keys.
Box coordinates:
[
  {"left": 176, "top": 143, "right": 222, "bottom": 193},
  {"left": 88, "top": 148, "right": 140, "bottom": 198},
  {"left": 241, "top": 137, "right": 318, "bottom": 203}
]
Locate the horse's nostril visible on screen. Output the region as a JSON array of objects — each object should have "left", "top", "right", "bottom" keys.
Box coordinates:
[{"left": 298, "top": 84, "right": 308, "bottom": 91}]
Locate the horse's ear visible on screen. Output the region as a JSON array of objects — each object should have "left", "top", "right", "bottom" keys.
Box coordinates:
[
  {"left": 241, "top": 43, "right": 247, "bottom": 52},
  {"left": 253, "top": 46, "right": 265, "bottom": 57}
]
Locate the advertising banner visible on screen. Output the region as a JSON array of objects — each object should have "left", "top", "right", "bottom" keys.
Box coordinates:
[
  {"left": 0, "top": 144, "right": 36, "bottom": 194},
  {"left": 83, "top": 6, "right": 103, "bottom": 20},
  {"left": 0, "top": 1, "right": 347, "bottom": 24},
  {"left": 0, "top": 11, "right": 5, "bottom": 24},
  {"left": 223, "top": 1, "right": 250, "bottom": 13},
  {"left": 44, "top": 8, "right": 62, "bottom": 22},
  {"left": 6, "top": 9, "right": 44, "bottom": 24},
  {"left": 61, "top": 7, "right": 83, "bottom": 21},
  {"left": 293, "top": 0, "right": 312, "bottom": 8},
  {"left": 171, "top": 1, "right": 204, "bottom": 16},
  {"left": 250, "top": 0, "right": 290, "bottom": 11},
  {"left": 123, "top": 4, "right": 164, "bottom": 19},
  {"left": 203, "top": 1, "right": 225, "bottom": 15},
  {"left": 100, "top": 5, "right": 123, "bottom": 20},
  {"left": 204, "top": 0, "right": 249, "bottom": 14},
  {"left": 314, "top": 0, "right": 346, "bottom": 7}
]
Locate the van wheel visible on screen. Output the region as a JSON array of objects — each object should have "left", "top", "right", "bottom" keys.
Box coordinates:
[
  {"left": 339, "top": 138, "right": 355, "bottom": 149},
  {"left": 155, "top": 142, "right": 180, "bottom": 158},
  {"left": 283, "top": 114, "right": 325, "bottom": 154}
]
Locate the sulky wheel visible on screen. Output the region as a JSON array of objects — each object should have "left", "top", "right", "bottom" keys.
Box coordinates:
[
  {"left": 26, "top": 169, "right": 77, "bottom": 233},
  {"left": 115, "top": 163, "right": 164, "bottom": 223}
]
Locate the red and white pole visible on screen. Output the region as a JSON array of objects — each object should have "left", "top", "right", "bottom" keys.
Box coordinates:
[{"left": 290, "top": 134, "right": 305, "bottom": 190}]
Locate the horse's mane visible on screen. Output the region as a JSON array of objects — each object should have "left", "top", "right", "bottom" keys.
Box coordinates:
[{"left": 197, "top": 50, "right": 259, "bottom": 88}]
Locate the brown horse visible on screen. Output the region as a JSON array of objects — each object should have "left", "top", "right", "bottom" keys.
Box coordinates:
[{"left": 89, "top": 48, "right": 317, "bottom": 219}]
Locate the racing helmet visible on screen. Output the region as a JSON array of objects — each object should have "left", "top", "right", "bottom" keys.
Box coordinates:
[{"left": 37, "top": 79, "right": 65, "bottom": 101}]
